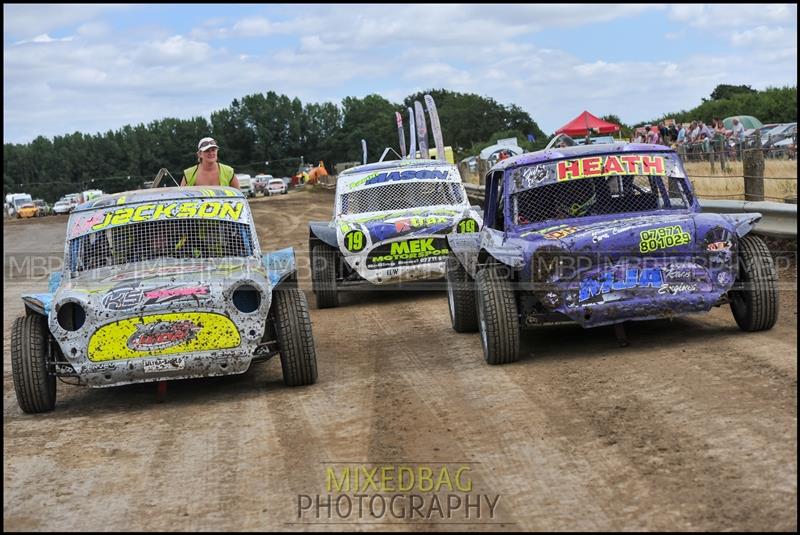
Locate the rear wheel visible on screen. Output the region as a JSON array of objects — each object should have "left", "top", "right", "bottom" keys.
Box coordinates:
[
  {"left": 11, "top": 314, "right": 57, "bottom": 413},
  {"left": 446, "top": 253, "right": 478, "bottom": 332},
  {"left": 730, "top": 235, "right": 778, "bottom": 331},
  {"left": 311, "top": 243, "right": 339, "bottom": 309},
  {"left": 475, "top": 265, "right": 520, "bottom": 364},
  {"left": 272, "top": 289, "right": 318, "bottom": 386}
]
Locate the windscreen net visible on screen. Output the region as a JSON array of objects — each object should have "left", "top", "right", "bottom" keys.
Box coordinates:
[
  {"left": 512, "top": 175, "right": 692, "bottom": 225},
  {"left": 340, "top": 182, "right": 465, "bottom": 215},
  {"left": 68, "top": 218, "right": 254, "bottom": 272}
]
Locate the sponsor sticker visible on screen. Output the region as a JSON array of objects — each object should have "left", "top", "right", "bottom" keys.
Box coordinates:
[
  {"left": 102, "top": 284, "right": 211, "bottom": 310},
  {"left": 707, "top": 240, "right": 732, "bottom": 251},
  {"left": 520, "top": 224, "right": 578, "bottom": 240},
  {"left": 579, "top": 267, "right": 664, "bottom": 303},
  {"left": 143, "top": 357, "right": 186, "bottom": 373},
  {"left": 639, "top": 225, "right": 692, "bottom": 253},
  {"left": 89, "top": 200, "right": 245, "bottom": 232},
  {"left": 367, "top": 238, "right": 449, "bottom": 269},
  {"left": 102, "top": 284, "right": 143, "bottom": 311},
  {"left": 348, "top": 169, "right": 451, "bottom": 189},
  {"left": 556, "top": 155, "right": 666, "bottom": 181},
  {"left": 87, "top": 312, "right": 241, "bottom": 361},
  {"left": 127, "top": 320, "right": 201, "bottom": 351}
]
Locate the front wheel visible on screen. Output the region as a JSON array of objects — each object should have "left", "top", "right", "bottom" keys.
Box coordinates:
[
  {"left": 272, "top": 289, "right": 318, "bottom": 386},
  {"left": 729, "top": 235, "right": 778, "bottom": 331},
  {"left": 11, "top": 314, "right": 56, "bottom": 413},
  {"left": 475, "top": 265, "right": 520, "bottom": 365},
  {"left": 310, "top": 243, "right": 339, "bottom": 308},
  {"left": 446, "top": 253, "right": 478, "bottom": 332}
]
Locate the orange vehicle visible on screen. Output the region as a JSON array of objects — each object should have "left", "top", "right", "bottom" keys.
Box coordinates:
[
  {"left": 17, "top": 203, "right": 38, "bottom": 218},
  {"left": 294, "top": 161, "right": 328, "bottom": 185}
]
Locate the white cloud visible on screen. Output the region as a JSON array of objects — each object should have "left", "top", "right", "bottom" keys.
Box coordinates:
[
  {"left": 190, "top": 15, "right": 294, "bottom": 40},
  {"left": 13, "top": 33, "right": 74, "bottom": 45},
  {"left": 730, "top": 25, "right": 791, "bottom": 47},
  {"left": 404, "top": 63, "right": 474, "bottom": 87},
  {"left": 77, "top": 21, "right": 112, "bottom": 39},
  {"left": 3, "top": 4, "right": 130, "bottom": 40},
  {"left": 2, "top": 4, "right": 797, "bottom": 143},
  {"left": 134, "top": 36, "right": 214, "bottom": 67},
  {"left": 232, "top": 17, "right": 271, "bottom": 36},
  {"left": 667, "top": 4, "right": 797, "bottom": 29}
]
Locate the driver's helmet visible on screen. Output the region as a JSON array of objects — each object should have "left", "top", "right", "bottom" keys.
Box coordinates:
[{"left": 560, "top": 179, "right": 596, "bottom": 218}]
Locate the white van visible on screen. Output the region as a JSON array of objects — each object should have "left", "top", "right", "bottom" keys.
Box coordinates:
[
  {"left": 6, "top": 193, "right": 32, "bottom": 217},
  {"left": 235, "top": 174, "right": 254, "bottom": 198}
]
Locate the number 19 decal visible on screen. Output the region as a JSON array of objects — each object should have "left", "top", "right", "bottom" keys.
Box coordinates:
[
  {"left": 456, "top": 219, "right": 478, "bottom": 233},
  {"left": 344, "top": 230, "right": 366, "bottom": 252}
]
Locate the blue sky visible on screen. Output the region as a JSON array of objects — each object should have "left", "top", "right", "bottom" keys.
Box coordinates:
[{"left": 3, "top": 4, "right": 797, "bottom": 145}]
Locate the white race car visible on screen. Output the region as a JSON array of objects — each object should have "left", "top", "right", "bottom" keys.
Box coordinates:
[
  {"left": 308, "top": 94, "right": 483, "bottom": 308},
  {"left": 12, "top": 187, "right": 318, "bottom": 413},
  {"left": 308, "top": 159, "right": 482, "bottom": 308}
]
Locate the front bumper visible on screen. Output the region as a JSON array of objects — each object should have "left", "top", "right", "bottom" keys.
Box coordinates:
[
  {"left": 49, "top": 274, "right": 272, "bottom": 387},
  {"left": 71, "top": 348, "right": 255, "bottom": 387},
  {"left": 344, "top": 236, "right": 450, "bottom": 285}
]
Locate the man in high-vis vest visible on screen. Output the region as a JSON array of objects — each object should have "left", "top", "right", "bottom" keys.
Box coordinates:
[{"left": 181, "top": 137, "right": 241, "bottom": 189}]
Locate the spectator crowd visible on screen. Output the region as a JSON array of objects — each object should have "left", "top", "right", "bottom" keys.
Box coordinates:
[{"left": 632, "top": 118, "right": 759, "bottom": 165}]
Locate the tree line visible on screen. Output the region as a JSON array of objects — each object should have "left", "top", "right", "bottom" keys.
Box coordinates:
[
  {"left": 3, "top": 89, "right": 546, "bottom": 202},
  {"left": 4, "top": 84, "right": 795, "bottom": 202}
]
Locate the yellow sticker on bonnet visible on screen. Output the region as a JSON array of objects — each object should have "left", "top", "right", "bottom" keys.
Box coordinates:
[{"left": 87, "top": 312, "right": 241, "bottom": 361}]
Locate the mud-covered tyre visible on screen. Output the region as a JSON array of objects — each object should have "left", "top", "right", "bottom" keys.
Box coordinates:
[
  {"left": 11, "top": 314, "right": 56, "bottom": 413},
  {"left": 446, "top": 253, "right": 478, "bottom": 332},
  {"left": 273, "top": 289, "right": 318, "bottom": 386},
  {"left": 475, "top": 265, "right": 520, "bottom": 365},
  {"left": 730, "top": 234, "right": 778, "bottom": 331},
  {"left": 311, "top": 242, "right": 339, "bottom": 309}
]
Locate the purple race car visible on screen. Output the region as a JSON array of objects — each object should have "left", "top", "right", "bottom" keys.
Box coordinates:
[{"left": 446, "top": 142, "right": 778, "bottom": 364}]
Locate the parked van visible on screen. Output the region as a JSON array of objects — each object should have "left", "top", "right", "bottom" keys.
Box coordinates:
[
  {"left": 235, "top": 174, "right": 254, "bottom": 198},
  {"left": 5, "top": 193, "right": 32, "bottom": 217},
  {"left": 253, "top": 174, "right": 273, "bottom": 196}
]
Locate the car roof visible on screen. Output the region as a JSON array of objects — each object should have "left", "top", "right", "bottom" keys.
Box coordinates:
[
  {"left": 769, "top": 122, "right": 796, "bottom": 133},
  {"left": 337, "top": 159, "right": 459, "bottom": 191},
  {"left": 72, "top": 186, "right": 244, "bottom": 212},
  {"left": 340, "top": 158, "right": 453, "bottom": 176},
  {"left": 491, "top": 142, "right": 674, "bottom": 172}
]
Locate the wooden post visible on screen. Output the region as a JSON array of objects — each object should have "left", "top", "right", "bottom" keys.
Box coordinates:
[
  {"left": 709, "top": 140, "right": 716, "bottom": 173},
  {"left": 743, "top": 135, "right": 765, "bottom": 201},
  {"left": 478, "top": 159, "right": 491, "bottom": 186}
]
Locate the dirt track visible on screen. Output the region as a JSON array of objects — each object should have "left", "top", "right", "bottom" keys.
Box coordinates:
[{"left": 3, "top": 190, "right": 797, "bottom": 531}]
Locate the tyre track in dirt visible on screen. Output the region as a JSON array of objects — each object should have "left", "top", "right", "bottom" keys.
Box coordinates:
[{"left": 511, "top": 321, "right": 796, "bottom": 530}]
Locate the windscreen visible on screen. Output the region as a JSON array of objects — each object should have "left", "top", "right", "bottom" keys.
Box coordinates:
[
  {"left": 513, "top": 174, "right": 692, "bottom": 225},
  {"left": 68, "top": 218, "right": 254, "bottom": 272},
  {"left": 509, "top": 153, "right": 692, "bottom": 225},
  {"left": 340, "top": 182, "right": 465, "bottom": 215}
]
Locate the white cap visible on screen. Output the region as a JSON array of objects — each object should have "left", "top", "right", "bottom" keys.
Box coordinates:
[{"left": 197, "top": 137, "right": 219, "bottom": 152}]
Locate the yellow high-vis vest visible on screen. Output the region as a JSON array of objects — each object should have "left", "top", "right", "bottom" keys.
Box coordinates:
[{"left": 183, "top": 163, "right": 235, "bottom": 186}]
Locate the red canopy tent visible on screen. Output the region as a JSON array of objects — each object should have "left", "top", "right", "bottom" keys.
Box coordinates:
[{"left": 555, "top": 111, "right": 620, "bottom": 137}]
